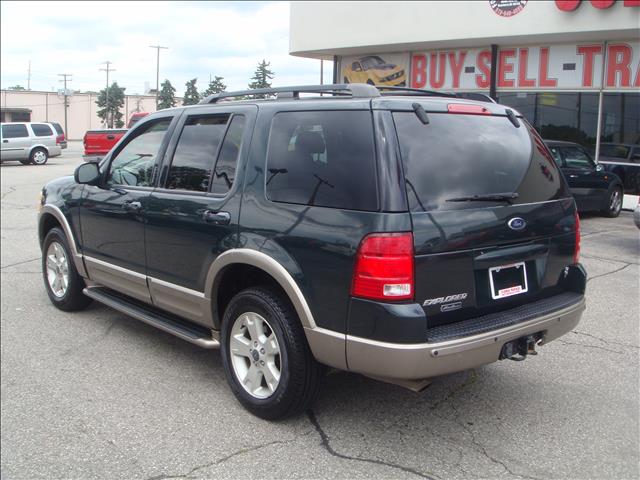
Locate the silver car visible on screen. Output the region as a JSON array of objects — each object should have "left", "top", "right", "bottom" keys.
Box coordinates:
[{"left": 0, "top": 122, "right": 63, "bottom": 165}]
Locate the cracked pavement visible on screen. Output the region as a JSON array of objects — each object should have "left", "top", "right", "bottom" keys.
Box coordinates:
[{"left": 1, "top": 145, "right": 639, "bottom": 479}]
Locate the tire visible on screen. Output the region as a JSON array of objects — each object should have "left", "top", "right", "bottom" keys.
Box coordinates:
[
  {"left": 30, "top": 148, "right": 48, "bottom": 165},
  {"left": 602, "top": 185, "right": 623, "bottom": 218},
  {"left": 19, "top": 159, "right": 31, "bottom": 165},
  {"left": 220, "top": 286, "right": 323, "bottom": 420},
  {"left": 42, "top": 227, "right": 92, "bottom": 311}
]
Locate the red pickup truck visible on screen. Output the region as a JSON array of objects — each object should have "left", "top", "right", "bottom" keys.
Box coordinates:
[{"left": 82, "top": 129, "right": 127, "bottom": 160}]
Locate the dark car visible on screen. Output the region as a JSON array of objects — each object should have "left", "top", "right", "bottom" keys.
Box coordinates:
[
  {"left": 37, "top": 84, "right": 586, "bottom": 419},
  {"left": 545, "top": 140, "right": 623, "bottom": 217},
  {"left": 596, "top": 143, "right": 640, "bottom": 196}
]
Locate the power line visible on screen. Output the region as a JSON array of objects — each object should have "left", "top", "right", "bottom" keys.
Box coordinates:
[
  {"left": 58, "top": 73, "right": 72, "bottom": 137},
  {"left": 149, "top": 45, "right": 168, "bottom": 109}
]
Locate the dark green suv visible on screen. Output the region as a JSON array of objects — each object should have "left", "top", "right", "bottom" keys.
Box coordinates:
[{"left": 38, "top": 84, "right": 586, "bottom": 419}]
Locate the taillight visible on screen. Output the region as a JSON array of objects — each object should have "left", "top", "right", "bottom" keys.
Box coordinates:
[
  {"left": 351, "top": 232, "right": 414, "bottom": 301},
  {"left": 574, "top": 211, "right": 581, "bottom": 264},
  {"left": 56, "top": 134, "right": 63, "bottom": 145}
]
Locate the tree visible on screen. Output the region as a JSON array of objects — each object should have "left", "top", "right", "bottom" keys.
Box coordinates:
[
  {"left": 96, "top": 82, "right": 126, "bottom": 128},
  {"left": 8, "top": 85, "right": 26, "bottom": 90},
  {"left": 203, "top": 76, "right": 226, "bottom": 97},
  {"left": 182, "top": 78, "right": 200, "bottom": 105},
  {"left": 158, "top": 79, "right": 176, "bottom": 109},
  {"left": 248, "top": 59, "right": 275, "bottom": 98}
]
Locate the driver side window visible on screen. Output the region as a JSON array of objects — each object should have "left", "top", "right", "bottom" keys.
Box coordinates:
[{"left": 107, "top": 118, "right": 172, "bottom": 187}]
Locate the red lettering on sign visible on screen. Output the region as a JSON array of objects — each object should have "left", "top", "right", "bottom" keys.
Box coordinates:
[
  {"left": 429, "top": 53, "right": 446, "bottom": 89},
  {"left": 577, "top": 45, "right": 603, "bottom": 87},
  {"left": 607, "top": 43, "right": 632, "bottom": 87},
  {"left": 539, "top": 47, "right": 558, "bottom": 87},
  {"left": 590, "top": 0, "right": 615, "bottom": 7},
  {"left": 476, "top": 50, "right": 492, "bottom": 88},
  {"left": 624, "top": 0, "right": 640, "bottom": 5},
  {"left": 448, "top": 51, "right": 467, "bottom": 89},
  {"left": 498, "top": 49, "right": 516, "bottom": 88},
  {"left": 518, "top": 48, "right": 536, "bottom": 87},
  {"left": 411, "top": 54, "right": 427, "bottom": 88},
  {"left": 555, "top": 0, "right": 581, "bottom": 10}
]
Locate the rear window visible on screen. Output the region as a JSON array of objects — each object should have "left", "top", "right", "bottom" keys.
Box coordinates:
[
  {"left": 31, "top": 123, "right": 53, "bottom": 137},
  {"left": 266, "top": 111, "right": 378, "bottom": 211},
  {"left": 393, "top": 112, "right": 569, "bottom": 211}
]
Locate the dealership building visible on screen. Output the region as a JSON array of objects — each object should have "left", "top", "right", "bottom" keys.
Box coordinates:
[{"left": 290, "top": 0, "right": 639, "bottom": 160}]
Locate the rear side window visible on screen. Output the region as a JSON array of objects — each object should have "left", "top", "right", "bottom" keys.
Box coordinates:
[
  {"left": 211, "top": 115, "right": 246, "bottom": 195},
  {"left": 166, "top": 115, "right": 229, "bottom": 192},
  {"left": 561, "top": 146, "right": 594, "bottom": 169},
  {"left": 51, "top": 123, "right": 64, "bottom": 135},
  {"left": 2, "top": 124, "right": 29, "bottom": 138},
  {"left": 31, "top": 123, "right": 53, "bottom": 137},
  {"left": 393, "top": 112, "right": 569, "bottom": 211},
  {"left": 266, "top": 111, "right": 378, "bottom": 211}
]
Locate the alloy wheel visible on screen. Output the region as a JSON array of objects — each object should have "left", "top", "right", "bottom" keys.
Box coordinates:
[{"left": 46, "top": 241, "right": 69, "bottom": 298}]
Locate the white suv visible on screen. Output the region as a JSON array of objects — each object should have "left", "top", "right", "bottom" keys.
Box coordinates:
[{"left": 0, "top": 122, "right": 63, "bottom": 165}]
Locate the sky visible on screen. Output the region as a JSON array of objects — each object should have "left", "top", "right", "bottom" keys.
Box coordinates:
[{"left": 0, "top": 1, "right": 331, "bottom": 95}]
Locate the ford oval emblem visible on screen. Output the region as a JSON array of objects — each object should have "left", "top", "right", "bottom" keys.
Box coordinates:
[{"left": 508, "top": 217, "right": 526, "bottom": 231}]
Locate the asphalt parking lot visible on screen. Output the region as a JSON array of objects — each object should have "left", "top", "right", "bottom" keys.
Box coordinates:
[{"left": 1, "top": 145, "right": 639, "bottom": 480}]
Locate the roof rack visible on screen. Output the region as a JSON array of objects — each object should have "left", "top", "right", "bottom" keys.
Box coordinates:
[
  {"left": 199, "top": 83, "right": 380, "bottom": 104},
  {"left": 377, "top": 86, "right": 459, "bottom": 98}
]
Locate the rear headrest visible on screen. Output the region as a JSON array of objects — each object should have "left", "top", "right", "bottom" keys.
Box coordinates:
[{"left": 295, "top": 131, "right": 325, "bottom": 154}]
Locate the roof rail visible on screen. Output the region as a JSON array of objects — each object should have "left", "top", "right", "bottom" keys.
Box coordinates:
[
  {"left": 199, "top": 83, "right": 380, "bottom": 104},
  {"left": 377, "top": 86, "right": 459, "bottom": 98}
]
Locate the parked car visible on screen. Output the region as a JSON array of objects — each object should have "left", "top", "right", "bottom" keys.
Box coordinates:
[
  {"left": 38, "top": 84, "right": 586, "bottom": 419},
  {"left": 595, "top": 143, "right": 640, "bottom": 195},
  {"left": 342, "top": 55, "right": 406, "bottom": 86},
  {"left": 82, "top": 128, "right": 127, "bottom": 161},
  {"left": 49, "top": 122, "right": 67, "bottom": 149},
  {"left": 545, "top": 140, "right": 624, "bottom": 217},
  {"left": 127, "top": 112, "right": 149, "bottom": 129},
  {"left": 1, "top": 122, "right": 62, "bottom": 165}
]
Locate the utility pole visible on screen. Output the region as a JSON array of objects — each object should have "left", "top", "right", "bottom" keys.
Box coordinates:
[
  {"left": 149, "top": 45, "right": 168, "bottom": 110},
  {"left": 100, "top": 61, "right": 115, "bottom": 128},
  {"left": 27, "top": 60, "right": 31, "bottom": 90},
  {"left": 58, "top": 73, "right": 72, "bottom": 137}
]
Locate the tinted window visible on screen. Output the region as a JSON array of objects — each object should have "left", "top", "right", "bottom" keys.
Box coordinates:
[
  {"left": 266, "top": 111, "right": 378, "bottom": 211},
  {"left": 31, "top": 123, "right": 53, "bottom": 137},
  {"left": 211, "top": 115, "right": 245, "bottom": 195},
  {"left": 2, "top": 124, "right": 29, "bottom": 138},
  {"left": 599, "top": 144, "right": 630, "bottom": 159},
  {"left": 548, "top": 147, "right": 564, "bottom": 167},
  {"left": 107, "top": 118, "right": 171, "bottom": 187},
  {"left": 560, "top": 146, "right": 594, "bottom": 169},
  {"left": 394, "top": 112, "right": 569, "bottom": 212},
  {"left": 51, "top": 123, "right": 64, "bottom": 135},
  {"left": 166, "top": 115, "right": 229, "bottom": 192}
]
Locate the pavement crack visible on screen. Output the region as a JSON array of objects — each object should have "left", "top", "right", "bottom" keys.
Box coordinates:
[
  {"left": 556, "top": 339, "right": 624, "bottom": 355},
  {"left": 570, "top": 330, "right": 639, "bottom": 350},
  {"left": 145, "top": 440, "right": 287, "bottom": 480},
  {"left": 0, "top": 257, "right": 40, "bottom": 270},
  {"left": 307, "top": 409, "right": 439, "bottom": 480},
  {"left": 0, "top": 186, "right": 17, "bottom": 201},
  {"left": 581, "top": 253, "right": 639, "bottom": 266},
  {"left": 428, "top": 370, "right": 478, "bottom": 411},
  {"left": 586, "top": 263, "right": 632, "bottom": 283}
]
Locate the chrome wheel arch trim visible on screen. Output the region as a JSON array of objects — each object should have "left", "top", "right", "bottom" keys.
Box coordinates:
[
  {"left": 39, "top": 204, "right": 87, "bottom": 277},
  {"left": 205, "top": 248, "right": 317, "bottom": 330}
]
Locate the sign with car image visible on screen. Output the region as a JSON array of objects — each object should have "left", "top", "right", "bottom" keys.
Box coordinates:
[{"left": 339, "top": 53, "right": 409, "bottom": 87}]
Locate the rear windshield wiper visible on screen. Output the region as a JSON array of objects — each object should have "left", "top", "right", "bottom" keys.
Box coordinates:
[
  {"left": 412, "top": 102, "right": 430, "bottom": 125},
  {"left": 446, "top": 192, "right": 519, "bottom": 203}
]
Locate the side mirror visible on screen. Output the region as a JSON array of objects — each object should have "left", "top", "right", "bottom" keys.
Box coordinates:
[
  {"left": 74, "top": 162, "right": 100, "bottom": 185},
  {"left": 596, "top": 164, "right": 604, "bottom": 172}
]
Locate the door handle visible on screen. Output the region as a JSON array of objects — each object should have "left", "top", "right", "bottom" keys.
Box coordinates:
[
  {"left": 2, "top": 140, "right": 8, "bottom": 143},
  {"left": 202, "top": 210, "right": 230, "bottom": 225},
  {"left": 106, "top": 134, "right": 115, "bottom": 140},
  {"left": 123, "top": 201, "right": 142, "bottom": 213}
]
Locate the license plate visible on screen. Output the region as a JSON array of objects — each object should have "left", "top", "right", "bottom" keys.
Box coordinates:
[{"left": 489, "top": 262, "right": 528, "bottom": 300}]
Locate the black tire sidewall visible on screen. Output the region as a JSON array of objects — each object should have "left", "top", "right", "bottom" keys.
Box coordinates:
[
  {"left": 220, "top": 288, "right": 308, "bottom": 419},
  {"left": 30, "top": 148, "right": 48, "bottom": 165},
  {"left": 42, "top": 227, "right": 88, "bottom": 310}
]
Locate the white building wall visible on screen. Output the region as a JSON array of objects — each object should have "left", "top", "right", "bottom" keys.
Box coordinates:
[{"left": 0, "top": 90, "right": 183, "bottom": 139}]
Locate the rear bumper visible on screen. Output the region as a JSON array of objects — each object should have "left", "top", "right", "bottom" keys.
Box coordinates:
[{"left": 345, "top": 296, "right": 586, "bottom": 380}]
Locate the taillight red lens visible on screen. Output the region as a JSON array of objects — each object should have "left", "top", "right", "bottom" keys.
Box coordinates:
[
  {"left": 351, "top": 232, "right": 414, "bottom": 301},
  {"left": 574, "top": 212, "right": 581, "bottom": 264},
  {"left": 56, "top": 134, "right": 63, "bottom": 144}
]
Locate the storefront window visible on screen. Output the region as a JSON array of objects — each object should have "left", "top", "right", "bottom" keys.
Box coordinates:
[{"left": 601, "top": 93, "right": 640, "bottom": 145}]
